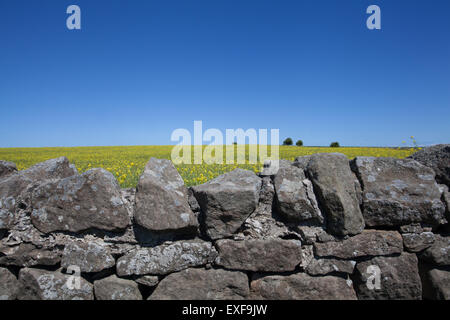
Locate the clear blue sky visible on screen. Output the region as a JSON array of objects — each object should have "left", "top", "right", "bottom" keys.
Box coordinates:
[{"left": 1, "top": 0, "right": 449, "bottom": 147}]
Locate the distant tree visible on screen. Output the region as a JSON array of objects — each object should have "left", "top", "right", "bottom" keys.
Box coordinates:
[
  {"left": 283, "top": 138, "right": 293, "bottom": 146},
  {"left": 330, "top": 142, "right": 340, "bottom": 148},
  {"left": 296, "top": 140, "right": 303, "bottom": 147},
  {"left": 233, "top": 142, "right": 237, "bottom": 145}
]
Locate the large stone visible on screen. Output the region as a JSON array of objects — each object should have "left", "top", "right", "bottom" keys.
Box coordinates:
[
  {"left": 61, "top": 241, "right": 115, "bottom": 273},
  {"left": 409, "top": 144, "right": 450, "bottom": 187},
  {"left": 304, "top": 153, "right": 364, "bottom": 236},
  {"left": 116, "top": 240, "right": 217, "bottom": 276},
  {"left": 0, "top": 243, "right": 61, "bottom": 267},
  {"left": 354, "top": 252, "right": 422, "bottom": 300},
  {"left": 314, "top": 230, "right": 403, "bottom": 259},
  {"left": 0, "top": 161, "right": 17, "bottom": 179},
  {"left": 402, "top": 232, "right": 435, "bottom": 253},
  {"left": 0, "top": 157, "right": 78, "bottom": 229},
  {"left": 419, "top": 234, "right": 450, "bottom": 266},
  {"left": 305, "top": 258, "right": 355, "bottom": 276},
  {"left": 0, "top": 157, "right": 77, "bottom": 202},
  {"left": 94, "top": 275, "right": 142, "bottom": 300},
  {"left": 192, "top": 169, "right": 262, "bottom": 240},
  {"left": 273, "top": 160, "right": 323, "bottom": 224},
  {"left": 0, "top": 267, "right": 19, "bottom": 300},
  {"left": 351, "top": 157, "right": 446, "bottom": 227},
  {"left": 18, "top": 268, "right": 94, "bottom": 300},
  {"left": 250, "top": 273, "right": 357, "bottom": 300},
  {"left": 423, "top": 268, "right": 450, "bottom": 300},
  {"left": 149, "top": 268, "right": 249, "bottom": 300},
  {"left": 30, "top": 168, "right": 130, "bottom": 233},
  {"left": 134, "top": 158, "right": 198, "bottom": 233},
  {"left": 215, "top": 239, "right": 302, "bottom": 272}
]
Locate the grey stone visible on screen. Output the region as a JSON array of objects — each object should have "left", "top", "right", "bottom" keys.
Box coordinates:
[
  {"left": 30, "top": 168, "right": 130, "bottom": 233},
  {"left": 298, "top": 225, "right": 333, "bottom": 244},
  {"left": 351, "top": 157, "right": 446, "bottom": 227},
  {"left": 94, "top": 275, "right": 142, "bottom": 300},
  {"left": 18, "top": 268, "right": 93, "bottom": 300},
  {"left": 402, "top": 232, "right": 435, "bottom": 252},
  {"left": 0, "top": 243, "right": 61, "bottom": 267},
  {"left": 135, "top": 275, "right": 159, "bottom": 287},
  {"left": 314, "top": 230, "right": 403, "bottom": 259},
  {"left": 409, "top": 144, "right": 450, "bottom": 187},
  {"left": 305, "top": 153, "right": 365, "bottom": 236},
  {"left": 116, "top": 240, "right": 217, "bottom": 276},
  {"left": 0, "top": 157, "right": 78, "bottom": 229},
  {"left": 354, "top": 252, "right": 422, "bottom": 300},
  {"left": 0, "top": 161, "right": 17, "bottom": 179},
  {"left": 399, "top": 223, "right": 424, "bottom": 234},
  {"left": 134, "top": 158, "right": 198, "bottom": 233},
  {"left": 423, "top": 268, "right": 450, "bottom": 300},
  {"left": 305, "top": 258, "right": 356, "bottom": 276},
  {"left": 250, "top": 273, "right": 357, "bottom": 300},
  {"left": 61, "top": 241, "right": 115, "bottom": 273},
  {"left": 293, "top": 155, "right": 312, "bottom": 170},
  {"left": 273, "top": 160, "right": 323, "bottom": 224},
  {"left": 149, "top": 268, "right": 249, "bottom": 300},
  {"left": 215, "top": 239, "right": 302, "bottom": 272},
  {"left": 0, "top": 267, "right": 19, "bottom": 300},
  {"left": 192, "top": 169, "right": 262, "bottom": 240},
  {"left": 420, "top": 234, "right": 450, "bottom": 266}
]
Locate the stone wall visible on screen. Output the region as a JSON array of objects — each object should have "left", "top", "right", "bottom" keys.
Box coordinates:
[{"left": 0, "top": 145, "right": 449, "bottom": 300}]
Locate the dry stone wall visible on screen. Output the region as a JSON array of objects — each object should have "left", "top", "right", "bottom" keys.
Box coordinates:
[{"left": 0, "top": 144, "right": 449, "bottom": 300}]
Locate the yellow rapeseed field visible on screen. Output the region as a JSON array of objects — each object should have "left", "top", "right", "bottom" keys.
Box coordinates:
[{"left": 0, "top": 146, "right": 417, "bottom": 188}]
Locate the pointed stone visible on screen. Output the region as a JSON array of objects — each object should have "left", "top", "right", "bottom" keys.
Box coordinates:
[{"left": 134, "top": 158, "right": 198, "bottom": 233}]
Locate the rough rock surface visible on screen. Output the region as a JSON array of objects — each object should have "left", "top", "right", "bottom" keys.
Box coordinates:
[
  {"left": 0, "top": 157, "right": 77, "bottom": 229},
  {"left": 351, "top": 157, "right": 446, "bottom": 227},
  {"left": 251, "top": 273, "right": 357, "bottom": 300},
  {"left": 273, "top": 160, "right": 323, "bottom": 224},
  {"left": 409, "top": 144, "right": 450, "bottom": 187},
  {"left": 304, "top": 153, "right": 365, "bottom": 236},
  {"left": 134, "top": 158, "right": 198, "bottom": 233},
  {"left": 0, "top": 243, "right": 61, "bottom": 267},
  {"left": 18, "top": 268, "right": 94, "bottom": 300},
  {"left": 402, "top": 232, "right": 435, "bottom": 253},
  {"left": 215, "top": 239, "right": 302, "bottom": 272},
  {"left": 135, "top": 275, "right": 159, "bottom": 287},
  {"left": 305, "top": 258, "right": 355, "bottom": 276},
  {"left": 422, "top": 268, "right": 450, "bottom": 300},
  {"left": 0, "top": 267, "right": 19, "bottom": 300},
  {"left": 419, "top": 234, "right": 450, "bottom": 266},
  {"left": 354, "top": 252, "right": 422, "bottom": 300},
  {"left": 61, "top": 241, "right": 115, "bottom": 273},
  {"left": 0, "top": 161, "right": 17, "bottom": 178},
  {"left": 150, "top": 268, "right": 249, "bottom": 300},
  {"left": 192, "top": 169, "right": 261, "bottom": 240},
  {"left": 94, "top": 275, "right": 142, "bottom": 300},
  {"left": 314, "top": 230, "right": 403, "bottom": 259},
  {"left": 30, "top": 168, "right": 130, "bottom": 233},
  {"left": 116, "top": 240, "right": 217, "bottom": 276}
]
